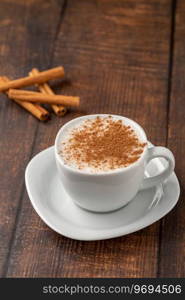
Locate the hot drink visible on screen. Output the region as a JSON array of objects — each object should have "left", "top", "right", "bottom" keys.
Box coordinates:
[
  {"left": 55, "top": 114, "right": 174, "bottom": 211},
  {"left": 59, "top": 116, "right": 146, "bottom": 173}
]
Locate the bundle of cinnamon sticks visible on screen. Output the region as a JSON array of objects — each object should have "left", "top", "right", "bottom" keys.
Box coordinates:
[{"left": 0, "top": 66, "right": 80, "bottom": 121}]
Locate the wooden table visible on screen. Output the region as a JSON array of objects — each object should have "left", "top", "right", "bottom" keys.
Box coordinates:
[{"left": 0, "top": 0, "right": 184, "bottom": 278}]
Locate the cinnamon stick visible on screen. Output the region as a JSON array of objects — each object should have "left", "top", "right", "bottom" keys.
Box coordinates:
[
  {"left": 0, "top": 77, "right": 49, "bottom": 121},
  {"left": 8, "top": 89, "right": 80, "bottom": 107},
  {"left": 0, "top": 66, "right": 64, "bottom": 92},
  {"left": 29, "top": 68, "right": 67, "bottom": 116}
]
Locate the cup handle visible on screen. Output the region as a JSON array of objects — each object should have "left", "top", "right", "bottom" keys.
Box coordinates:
[{"left": 141, "top": 146, "right": 175, "bottom": 190}]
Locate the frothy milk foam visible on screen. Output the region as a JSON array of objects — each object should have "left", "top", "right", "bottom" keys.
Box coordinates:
[{"left": 57, "top": 115, "right": 146, "bottom": 173}]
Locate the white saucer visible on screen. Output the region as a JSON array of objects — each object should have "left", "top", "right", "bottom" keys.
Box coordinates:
[{"left": 25, "top": 144, "right": 180, "bottom": 241}]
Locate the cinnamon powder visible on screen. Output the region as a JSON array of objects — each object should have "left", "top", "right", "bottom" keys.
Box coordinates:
[{"left": 60, "top": 116, "right": 147, "bottom": 172}]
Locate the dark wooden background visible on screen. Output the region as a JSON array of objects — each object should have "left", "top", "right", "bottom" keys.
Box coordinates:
[{"left": 0, "top": 0, "right": 184, "bottom": 278}]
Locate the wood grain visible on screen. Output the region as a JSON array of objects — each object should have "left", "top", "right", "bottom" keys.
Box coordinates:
[
  {"left": 3, "top": 0, "right": 173, "bottom": 277},
  {"left": 158, "top": 0, "right": 185, "bottom": 278},
  {"left": 0, "top": 0, "right": 66, "bottom": 277}
]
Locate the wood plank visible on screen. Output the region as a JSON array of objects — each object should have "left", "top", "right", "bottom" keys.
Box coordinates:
[
  {"left": 158, "top": 0, "right": 185, "bottom": 277},
  {"left": 0, "top": 0, "right": 65, "bottom": 276},
  {"left": 5, "top": 0, "right": 172, "bottom": 277}
]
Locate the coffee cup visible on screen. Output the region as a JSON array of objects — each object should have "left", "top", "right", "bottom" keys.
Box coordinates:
[{"left": 55, "top": 114, "right": 175, "bottom": 212}]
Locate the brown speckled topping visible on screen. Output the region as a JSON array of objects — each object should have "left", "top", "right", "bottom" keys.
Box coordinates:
[{"left": 60, "top": 116, "right": 146, "bottom": 172}]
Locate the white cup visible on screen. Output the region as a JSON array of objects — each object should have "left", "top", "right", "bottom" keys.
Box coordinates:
[{"left": 55, "top": 114, "right": 175, "bottom": 212}]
